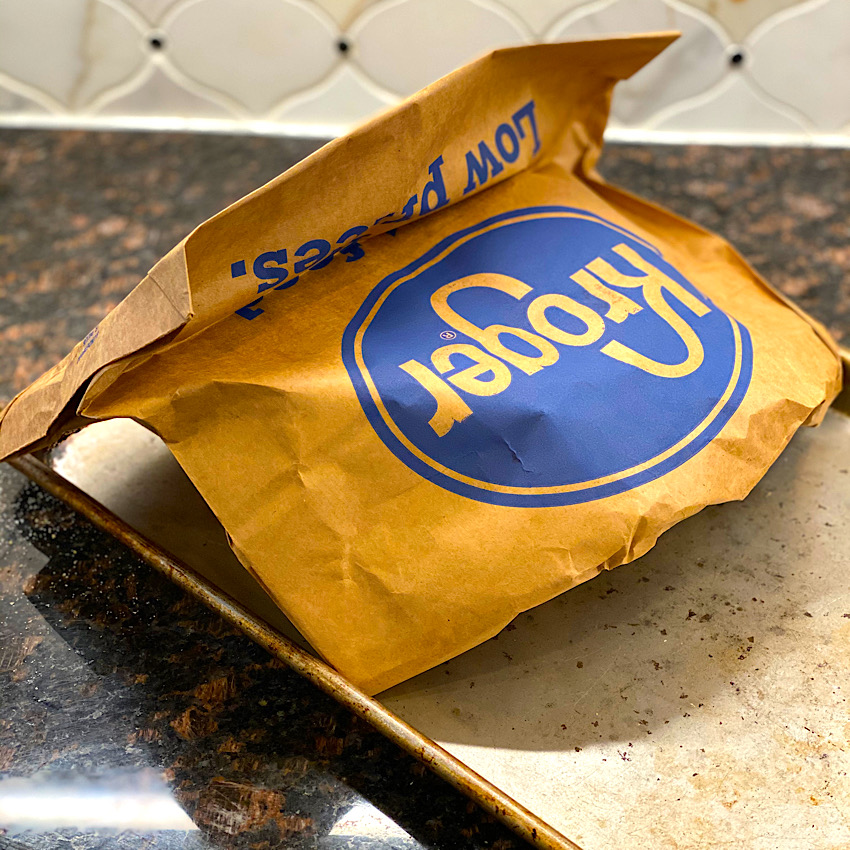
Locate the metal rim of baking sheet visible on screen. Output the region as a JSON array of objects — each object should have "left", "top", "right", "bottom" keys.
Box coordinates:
[
  {"left": 7, "top": 346, "right": 850, "bottom": 850},
  {"left": 6, "top": 451, "right": 580, "bottom": 850}
]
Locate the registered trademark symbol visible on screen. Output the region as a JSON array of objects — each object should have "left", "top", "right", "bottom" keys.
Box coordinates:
[{"left": 440, "top": 330, "right": 456, "bottom": 340}]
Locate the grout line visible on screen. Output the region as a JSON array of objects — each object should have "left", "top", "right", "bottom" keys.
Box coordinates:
[
  {"left": 263, "top": 59, "right": 347, "bottom": 122},
  {"left": 746, "top": 0, "right": 831, "bottom": 46},
  {"left": 543, "top": 0, "right": 617, "bottom": 42},
  {"left": 151, "top": 54, "right": 249, "bottom": 120},
  {"left": 465, "top": 0, "right": 535, "bottom": 43},
  {"left": 0, "top": 71, "right": 69, "bottom": 115}
]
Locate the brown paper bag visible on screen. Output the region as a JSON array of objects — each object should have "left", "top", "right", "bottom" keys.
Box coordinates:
[{"left": 1, "top": 34, "right": 841, "bottom": 694}]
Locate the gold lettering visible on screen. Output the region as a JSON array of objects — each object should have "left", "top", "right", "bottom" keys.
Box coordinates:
[
  {"left": 399, "top": 359, "right": 472, "bottom": 437},
  {"left": 431, "top": 343, "right": 512, "bottom": 396},
  {"left": 431, "top": 274, "right": 558, "bottom": 375},
  {"left": 588, "top": 244, "right": 710, "bottom": 379},
  {"left": 527, "top": 292, "right": 605, "bottom": 347},
  {"left": 569, "top": 268, "right": 641, "bottom": 323}
]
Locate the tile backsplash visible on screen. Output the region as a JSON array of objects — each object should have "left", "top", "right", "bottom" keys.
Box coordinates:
[{"left": 0, "top": 0, "right": 847, "bottom": 144}]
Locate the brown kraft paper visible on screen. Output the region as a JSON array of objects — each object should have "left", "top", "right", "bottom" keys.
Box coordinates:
[{"left": 0, "top": 34, "right": 841, "bottom": 694}]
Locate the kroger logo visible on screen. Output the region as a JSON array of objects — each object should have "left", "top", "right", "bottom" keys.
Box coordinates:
[{"left": 342, "top": 206, "right": 752, "bottom": 507}]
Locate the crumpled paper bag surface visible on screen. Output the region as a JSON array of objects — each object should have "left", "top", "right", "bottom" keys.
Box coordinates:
[{"left": 0, "top": 34, "right": 841, "bottom": 693}]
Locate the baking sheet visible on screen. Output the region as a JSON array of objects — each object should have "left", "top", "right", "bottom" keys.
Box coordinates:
[{"left": 43, "top": 407, "right": 850, "bottom": 849}]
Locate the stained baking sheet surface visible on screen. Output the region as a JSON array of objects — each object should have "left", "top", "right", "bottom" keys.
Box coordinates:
[{"left": 49, "top": 413, "right": 850, "bottom": 849}]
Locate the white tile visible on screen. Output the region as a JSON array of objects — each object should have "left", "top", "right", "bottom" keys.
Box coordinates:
[
  {"left": 547, "top": 0, "right": 730, "bottom": 127},
  {"left": 312, "top": 0, "right": 376, "bottom": 28},
  {"left": 652, "top": 72, "right": 809, "bottom": 135},
  {"left": 491, "top": 0, "right": 589, "bottom": 36},
  {"left": 120, "top": 0, "right": 182, "bottom": 26},
  {"left": 748, "top": 0, "right": 850, "bottom": 132},
  {"left": 275, "top": 63, "right": 396, "bottom": 127},
  {"left": 677, "top": 0, "right": 809, "bottom": 43},
  {"left": 163, "top": 0, "right": 339, "bottom": 115},
  {"left": 78, "top": 0, "right": 150, "bottom": 108},
  {"left": 0, "top": 0, "right": 87, "bottom": 108},
  {"left": 0, "top": 85, "right": 51, "bottom": 114},
  {"left": 351, "top": 0, "right": 527, "bottom": 96},
  {"left": 0, "top": 0, "right": 146, "bottom": 110},
  {"left": 95, "top": 62, "right": 234, "bottom": 118}
]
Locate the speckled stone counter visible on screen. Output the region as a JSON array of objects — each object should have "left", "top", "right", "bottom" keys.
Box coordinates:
[{"left": 0, "top": 130, "right": 848, "bottom": 849}]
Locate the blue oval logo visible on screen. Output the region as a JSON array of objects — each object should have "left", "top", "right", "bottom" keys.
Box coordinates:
[{"left": 342, "top": 206, "right": 752, "bottom": 507}]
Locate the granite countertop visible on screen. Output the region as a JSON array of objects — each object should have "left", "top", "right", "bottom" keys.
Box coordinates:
[{"left": 0, "top": 130, "right": 848, "bottom": 850}]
